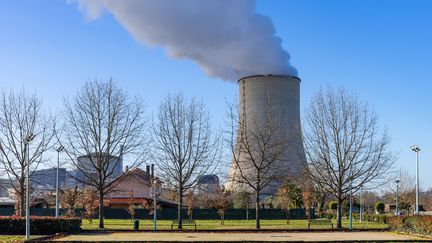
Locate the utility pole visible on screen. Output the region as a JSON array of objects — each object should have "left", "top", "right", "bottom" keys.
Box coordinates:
[
  {"left": 349, "top": 178, "right": 353, "bottom": 231},
  {"left": 25, "top": 133, "right": 36, "bottom": 240},
  {"left": 359, "top": 186, "right": 363, "bottom": 223},
  {"left": 55, "top": 145, "right": 64, "bottom": 218},
  {"left": 151, "top": 164, "right": 157, "bottom": 232},
  {"left": 410, "top": 145, "right": 420, "bottom": 215},
  {"left": 395, "top": 180, "right": 400, "bottom": 215}
]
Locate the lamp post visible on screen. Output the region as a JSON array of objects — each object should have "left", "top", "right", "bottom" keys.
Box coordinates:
[
  {"left": 395, "top": 179, "right": 400, "bottom": 216},
  {"left": 25, "top": 133, "right": 36, "bottom": 240},
  {"left": 349, "top": 178, "right": 353, "bottom": 231},
  {"left": 55, "top": 145, "right": 64, "bottom": 218},
  {"left": 151, "top": 164, "right": 157, "bottom": 232},
  {"left": 410, "top": 145, "right": 420, "bottom": 215},
  {"left": 359, "top": 186, "right": 363, "bottom": 223}
]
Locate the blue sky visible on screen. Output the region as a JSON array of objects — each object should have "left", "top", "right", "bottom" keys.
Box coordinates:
[{"left": 0, "top": 1, "right": 431, "bottom": 189}]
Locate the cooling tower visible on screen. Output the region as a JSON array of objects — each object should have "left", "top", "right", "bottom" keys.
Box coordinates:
[{"left": 226, "top": 75, "right": 307, "bottom": 196}]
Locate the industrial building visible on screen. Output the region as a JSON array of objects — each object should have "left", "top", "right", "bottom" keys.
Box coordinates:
[{"left": 226, "top": 75, "right": 307, "bottom": 196}]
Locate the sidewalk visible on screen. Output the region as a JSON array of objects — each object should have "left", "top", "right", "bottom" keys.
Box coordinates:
[{"left": 55, "top": 231, "right": 427, "bottom": 242}]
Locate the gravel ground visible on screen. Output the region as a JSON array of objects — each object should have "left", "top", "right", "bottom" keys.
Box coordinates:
[{"left": 55, "top": 231, "right": 427, "bottom": 242}]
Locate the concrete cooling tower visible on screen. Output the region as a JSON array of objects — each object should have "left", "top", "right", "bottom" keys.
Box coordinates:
[{"left": 226, "top": 75, "right": 307, "bottom": 196}]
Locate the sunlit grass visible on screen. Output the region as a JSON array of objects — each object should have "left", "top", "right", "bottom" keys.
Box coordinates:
[
  {"left": 81, "top": 219, "right": 388, "bottom": 231},
  {"left": 0, "top": 235, "right": 24, "bottom": 243}
]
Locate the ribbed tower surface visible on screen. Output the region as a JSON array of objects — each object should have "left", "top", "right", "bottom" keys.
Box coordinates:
[{"left": 225, "top": 75, "right": 307, "bottom": 196}]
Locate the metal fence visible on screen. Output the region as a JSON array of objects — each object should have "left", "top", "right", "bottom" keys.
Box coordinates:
[{"left": 0, "top": 208, "right": 314, "bottom": 220}]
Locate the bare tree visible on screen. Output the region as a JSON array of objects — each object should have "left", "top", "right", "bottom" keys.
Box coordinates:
[
  {"left": 0, "top": 89, "right": 55, "bottom": 216},
  {"left": 126, "top": 190, "right": 136, "bottom": 222},
  {"left": 384, "top": 169, "right": 416, "bottom": 212},
  {"left": 303, "top": 87, "right": 395, "bottom": 228},
  {"left": 82, "top": 188, "right": 98, "bottom": 223},
  {"left": 185, "top": 191, "right": 198, "bottom": 220},
  {"left": 153, "top": 93, "right": 221, "bottom": 229},
  {"left": 142, "top": 198, "right": 161, "bottom": 217},
  {"left": 226, "top": 99, "right": 289, "bottom": 229},
  {"left": 274, "top": 181, "right": 303, "bottom": 224},
  {"left": 61, "top": 79, "right": 149, "bottom": 228},
  {"left": 213, "top": 186, "right": 231, "bottom": 225},
  {"left": 60, "top": 185, "right": 82, "bottom": 217}
]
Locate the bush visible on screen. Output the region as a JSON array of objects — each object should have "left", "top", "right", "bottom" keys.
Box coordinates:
[
  {"left": 353, "top": 213, "right": 388, "bottom": 224},
  {"left": 0, "top": 216, "right": 81, "bottom": 235},
  {"left": 375, "top": 201, "right": 385, "bottom": 214},
  {"left": 388, "top": 215, "right": 432, "bottom": 236},
  {"left": 319, "top": 211, "right": 336, "bottom": 219},
  {"left": 328, "top": 201, "right": 337, "bottom": 210}
]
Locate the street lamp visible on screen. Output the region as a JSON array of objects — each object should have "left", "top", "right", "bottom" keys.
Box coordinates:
[
  {"left": 410, "top": 144, "right": 420, "bottom": 215},
  {"left": 395, "top": 179, "right": 400, "bottom": 216},
  {"left": 349, "top": 177, "right": 353, "bottom": 231},
  {"left": 25, "top": 133, "right": 36, "bottom": 240},
  {"left": 359, "top": 186, "right": 363, "bottom": 223},
  {"left": 55, "top": 145, "right": 64, "bottom": 218},
  {"left": 151, "top": 164, "right": 157, "bottom": 232}
]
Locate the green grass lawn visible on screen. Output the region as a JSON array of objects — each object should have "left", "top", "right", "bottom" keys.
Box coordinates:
[
  {"left": 81, "top": 219, "right": 388, "bottom": 231},
  {"left": 0, "top": 235, "right": 24, "bottom": 243},
  {"left": 0, "top": 235, "right": 47, "bottom": 243}
]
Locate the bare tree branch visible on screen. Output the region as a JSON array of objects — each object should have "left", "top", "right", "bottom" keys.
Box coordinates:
[
  {"left": 60, "top": 79, "right": 149, "bottom": 228},
  {"left": 153, "top": 93, "right": 222, "bottom": 229},
  {"left": 303, "top": 86, "right": 396, "bottom": 228},
  {"left": 0, "top": 89, "right": 55, "bottom": 216}
]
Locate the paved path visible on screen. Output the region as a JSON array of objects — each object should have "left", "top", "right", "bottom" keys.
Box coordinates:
[{"left": 56, "top": 231, "right": 426, "bottom": 242}]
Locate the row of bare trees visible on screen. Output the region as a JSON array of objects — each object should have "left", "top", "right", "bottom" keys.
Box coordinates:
[
  {"left": 226, "top": 86, "right": 395, "bottom": 229},
  {"left": 0, "top": 79, "right": 395, "bottom": 230},
  {"left": 0, "top": 79, "right": 223, "bottom": 229}
]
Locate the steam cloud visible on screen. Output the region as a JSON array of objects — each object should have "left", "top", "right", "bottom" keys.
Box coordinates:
[{"left": 72, "top": 0, "right": 298, "bottom": 81}]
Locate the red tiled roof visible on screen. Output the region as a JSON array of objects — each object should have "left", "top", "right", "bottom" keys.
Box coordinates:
[
  {"left": 100, "top": 197, "right": 151, "bottom": 207},
  {"left": 109, "top": 167, "right": 153, "bottom": 186}
]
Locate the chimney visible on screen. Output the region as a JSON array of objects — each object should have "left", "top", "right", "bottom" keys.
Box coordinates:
[
  {"left": 125, "top": 165, "right": 129, "bottom": 172},
  {"left": 225, "top": 75, "right": 307, "bottom": 195},
  {"left": 151, "top": 164, "right": 154, "bottom": 179},
  {"left": 146, "top": 165, "right": 150, "bottom": 175}
]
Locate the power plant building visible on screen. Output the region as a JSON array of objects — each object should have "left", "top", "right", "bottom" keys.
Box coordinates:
[
  {"left": 226, "top": 75, "right": 307, "bottom": 196},
  {"left": 75, "top": 153, "right": 123, "bottom": 184}
]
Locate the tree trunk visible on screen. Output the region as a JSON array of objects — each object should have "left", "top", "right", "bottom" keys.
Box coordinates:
[
  {"left": 336, "top": 196, "right": 343, "bottom": 229},
  {"left": 246, "top": 205, "right": 249, "bottom": 220},
  {"left": 255, "top": 191, "right": 260, "bottom": 229},
  {"left": 19, "top": 189, "right": 25, "bottom": 217},
  {"left": 177, "top": 188, "right": 183, "bottom": 229},
  {"left": 99, "top": 191, "right": 104, "bottom": 228},
  {"left": 319, "top": 195, "right": 326, "bottom": 212}
]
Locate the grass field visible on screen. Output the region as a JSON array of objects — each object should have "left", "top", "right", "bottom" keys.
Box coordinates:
[
  {"left": 81, "top": 219, "right": 388, "bottom": 231},
  {"left": 0, "top": 236, "right": 24, "bottom": 243}
]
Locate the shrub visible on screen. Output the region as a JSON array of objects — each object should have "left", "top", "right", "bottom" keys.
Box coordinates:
[
  {"left": 319, "top": 211, "right": 336, "bottom": 219},
  {"left": 375, "top": 201, "right": 385, "bottom": 214},
  {"left": 328, "top": 201, "right": 337, "bottom": 211},
  {"left": 353, "top": 213, "right": 388, "bottom": 224},
  {"left": 0, "top": 216, "right": 81, "bottom": 235},
  {"left": 388, "top": 215, "right": 432, "bottom": 236},
  {"left": 388, "top": 215, "right": 404, "bottom": 230}
]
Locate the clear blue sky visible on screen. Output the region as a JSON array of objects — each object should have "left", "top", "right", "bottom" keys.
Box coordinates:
[{"left": 1, "top": 1, "right": 431, "bottom": 189}]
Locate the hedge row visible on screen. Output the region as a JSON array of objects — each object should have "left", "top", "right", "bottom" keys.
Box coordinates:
[
  {"left": 0, "top": 216, "right": 81, "bottom": 235},
  {"left": 388, "top": 215, "right": 432, "bottom": 236},
  {"left": 319, "top": 212, "right": 388, "bottom": 223}
]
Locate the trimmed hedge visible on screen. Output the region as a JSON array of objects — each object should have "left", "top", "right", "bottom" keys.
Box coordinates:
[
  {"left": 388, "top": 215, "right": 432, "bottom": 236},
  {"left": 0, "top": 216, "right": 81, "bottom": 235},
  {"left": 319, "top": 211, "right": 388, "bottom": 223}
]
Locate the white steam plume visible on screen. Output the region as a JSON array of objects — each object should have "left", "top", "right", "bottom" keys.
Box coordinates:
[{"left": 71, "top": 0, "right": 298, "bottom": 81}]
